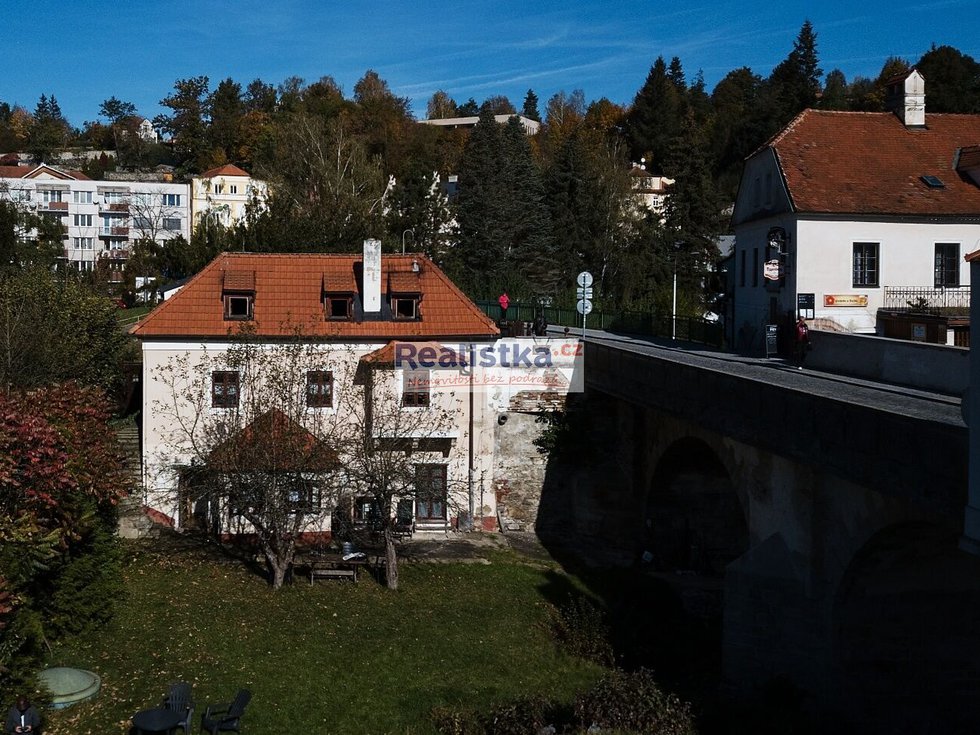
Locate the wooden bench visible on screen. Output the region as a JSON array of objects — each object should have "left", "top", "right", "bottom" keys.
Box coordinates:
[{"left": 308, "top": 558, "right": 362, "bottom": 583}]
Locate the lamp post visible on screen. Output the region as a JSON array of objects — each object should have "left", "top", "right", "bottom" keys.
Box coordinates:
[
  {"left": 672, "top": 241, "right": 684, "bottom": 341},
  {"left": 401, "top": 228, "right": 415, "bottom": 255}
]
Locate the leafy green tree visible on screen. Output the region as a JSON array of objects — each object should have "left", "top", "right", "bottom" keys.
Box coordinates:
[
  {"left": 352, "top": 70, "right": 413, "bottom": 174},
  {"left": 709, "top": 67, "right": 768, "bottom": 196},
  {"left": 480, "top": 95, "right": 516, "bottom": 115},
  {"left": 821, "top": 69, "right": 849, "bottom": 109},
  {"left": 916, "top": 45, "right": 980, "bottom": 112},
  {"left": 98, "top": 96, "right": 137, "bottom": 125},
  {"left": 0, "top": 200, "right": 65, "bottom": 271},
  {"left": 0, "top": 268, "right": 128, "bottom": 392},
  {"left": 244, "top": 79, "right": 277, "bottom": 114}
]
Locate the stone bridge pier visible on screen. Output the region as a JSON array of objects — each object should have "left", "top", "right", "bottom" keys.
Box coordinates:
[{"left": 557, "top": 340, "right": 980, "bottom": 731}]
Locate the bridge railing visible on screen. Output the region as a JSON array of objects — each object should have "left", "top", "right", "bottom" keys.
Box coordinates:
[{"left": 474, "top": 300, "right": 724, "bottom": 348}]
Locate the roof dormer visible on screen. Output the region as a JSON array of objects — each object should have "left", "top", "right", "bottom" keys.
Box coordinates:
[
  {"left": 389, "top": 270, "right": 421, "bottom": 320},
  {"left": 322, "top": 271, "right": 357, "bottom": 321},
  {"left": 222, "top": 270, "right": 255, "bottom": 321}
]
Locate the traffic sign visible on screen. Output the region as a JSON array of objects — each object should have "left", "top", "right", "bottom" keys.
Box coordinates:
[
  {"left": 576, "top": 287, "right": 593, "bottom": 299},
  {"left": 576, "top": 299, "right": 593, "bottom": 315},
  {"left": 576, "top": 271, "right": 593, "bottom": 288}
]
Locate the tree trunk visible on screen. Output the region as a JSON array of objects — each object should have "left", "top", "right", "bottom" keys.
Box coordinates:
[{"left": 384, "top": 527, "right": 399, "bottom": 590}]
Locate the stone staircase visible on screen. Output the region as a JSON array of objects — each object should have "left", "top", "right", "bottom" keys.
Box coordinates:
[{"left": 113, "top": 417, "right": 158, "bottom": 539}]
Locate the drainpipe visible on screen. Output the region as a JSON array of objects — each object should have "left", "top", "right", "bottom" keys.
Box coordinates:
[
  {"left": 961, "top": 254, "right": 980, "bottom": 555},
  {"left": 467, "top": 342, "right": 475, "bottom": 531}
]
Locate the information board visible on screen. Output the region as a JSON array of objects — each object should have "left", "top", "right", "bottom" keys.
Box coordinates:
[{"left": 765, "top": 324, "right": 779, "bottom": 357}]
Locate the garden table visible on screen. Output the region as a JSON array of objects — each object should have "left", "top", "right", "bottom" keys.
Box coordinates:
[{"left": 132, "top": 706, "right": 183, "bottom": 734}]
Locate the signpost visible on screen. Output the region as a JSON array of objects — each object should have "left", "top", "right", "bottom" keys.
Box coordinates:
[
  {"left": 765, "top": 323, "right": 779, "bottom": 358},
  {"left": 576, "top": 271, "right": 593, "bottom": 337}
]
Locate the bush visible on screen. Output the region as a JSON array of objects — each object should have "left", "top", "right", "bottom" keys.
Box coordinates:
[
  {"left": 485, "top": 696, "right": 553, "bottom": 735},
  {"left": 547, "top": 595, "right": 614, "bottom": 667},
  {"left": 575, "top": 669, "right": 697, "bottom": 734},
  {"left": 431, "top": 705, "right": 485, "bottom": 735}
]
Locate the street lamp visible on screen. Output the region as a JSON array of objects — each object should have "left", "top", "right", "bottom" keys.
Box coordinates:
[
  {"left": 401, "top": 228, "right": 415, "bottom": 255},
  {"left": 672, "top": 241, "right": 684, "bottom": 341}
]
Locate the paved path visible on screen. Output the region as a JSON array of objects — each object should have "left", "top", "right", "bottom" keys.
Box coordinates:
[{"left": 569, "top": 328, "right": 963, "bottom": 428}]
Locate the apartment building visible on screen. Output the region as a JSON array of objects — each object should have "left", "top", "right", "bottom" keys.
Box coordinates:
[{"left": 0, "top": 163, "right": 190, "bottom": 273}]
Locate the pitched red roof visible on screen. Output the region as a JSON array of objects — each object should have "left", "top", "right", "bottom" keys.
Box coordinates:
[
  {"left": 769, "top": 110, "right": 980, "bottom": 216},
  {"left": 0, "top": 163, "right": 90, "bottom": 180},
  {"left": 200, "top": 164, "right": 251, "bottom": 178},
  {"left": 131, "top": 253, "right": 499, "bottom": 340}
]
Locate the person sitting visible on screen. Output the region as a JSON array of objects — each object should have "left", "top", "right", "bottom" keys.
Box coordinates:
[
  {"left": 533, "top": 313, "right": 548, "bottom": 337},
  {"left": 5, "top": 696, "right": 40, "bottom": 734}
]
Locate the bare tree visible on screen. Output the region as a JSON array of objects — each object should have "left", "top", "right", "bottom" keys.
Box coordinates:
[{"left": 151, "top": 326, "right": 465, "bottom": 591}]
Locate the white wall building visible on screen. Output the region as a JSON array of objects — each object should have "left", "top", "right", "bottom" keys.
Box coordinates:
[
  {"left": 731, "top": 70, "right": 980, "bottom": 350},
  {"left": 191, "top": 164, "right": 268, "bottom": 228},
  {"left": 132, "top": 246, "right": 504, "bottom": 535},
  {"left": 0, "top": 163, "right": 190, "bottom": 274}
]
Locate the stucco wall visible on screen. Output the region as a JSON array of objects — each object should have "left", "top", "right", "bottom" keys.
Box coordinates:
[{"left": 807, "top": 329, "right": 968, "bottom": 394}]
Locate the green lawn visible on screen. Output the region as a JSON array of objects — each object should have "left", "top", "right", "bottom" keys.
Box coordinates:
[{"left": 43, "top": 541, "right": 604, "bottom": 735}]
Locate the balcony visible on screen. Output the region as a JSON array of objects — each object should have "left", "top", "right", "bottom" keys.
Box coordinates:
[
  {"left": 41, "top": 201, "right": 68, "bottom": 212},
  {"left": 883, "top": 286, "right": 970, "bottom": 314},
  {"left": 101, "top": 248, "right": 130, "bottom": 260},
  {"left": 99, "top": 226, "right": 130, "bottom": 238},
  {"left": 100, "top": 202, "right": 129, "bottom": 213}
]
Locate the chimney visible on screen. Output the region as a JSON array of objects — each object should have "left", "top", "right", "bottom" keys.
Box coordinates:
[
  {"left": 885, "top": 69, "right": 925, "bottom": 128},
  {"left": 362, "top": 238, "right": 382, "bottom": 313}
]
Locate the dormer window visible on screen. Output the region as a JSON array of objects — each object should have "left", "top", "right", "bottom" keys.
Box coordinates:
[
  {"left": 325, "top": 295, "right": 352, "bottom": 320},
  {"left": 322, "top": 271, "right": 358, "bottom": 321},
  {"left": 222, "top": 270, "right": 255, "bottom": 321},
  {"left": 392, "top": 296, "right": 419, "bottom": 319},
  {"left": 389, "top": 271, "right": 422, "bottom": 321},
  {"left": 224, "top": 294, "right": 253, "bottom": 320}
]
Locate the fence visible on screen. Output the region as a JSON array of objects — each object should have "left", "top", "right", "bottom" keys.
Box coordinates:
[
  {"left": 474, "top": 300, "right": 725, "bottom": 348},
  {"left": 883, "top": 286, "right": 970, "bottom": 312}
]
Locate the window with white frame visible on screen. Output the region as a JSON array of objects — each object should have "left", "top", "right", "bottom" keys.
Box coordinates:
[
  {"left": 402, "top": 369, "right": 430, "bottom": 407},
  {"left": 41, "top": 190, "right": 63, "bottom": 203},
  {"left": 163, "top": 217, "right": 181, "bottom": 231},
  {"left": 934, "top": 243, "right": 959, "bottom": 287},
  {"left": 852, "top": 242, "right": 879, "bottom": 288},
  {"left": 73, "top": 191, "right": 93, "bottom": 204},
  {"left": 73, "top": 237, "right": 94, "bottom": 250},
  {"left": 162, "top": 193, "right": 181, "bottom": 207},
  {"left": 73, "top": 214, "right": 93, "bottom": 227},
  {"left": 103, "top": 191, "right": 128, "bottom": 204},
  {"left": 229, "top": 185, "right": 238, "bottom": 194}
]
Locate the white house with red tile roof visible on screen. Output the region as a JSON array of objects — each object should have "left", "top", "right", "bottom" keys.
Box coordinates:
[
  {"left": 731, "top": 69, "right": 980, "bottom": 349},
  {"left": 132, "top": 243, "right": 505, "bottom": 536},
  {"left": 190, "top": 164, "right": 268, "bottom": 228},
  {"left": 0, "top": 162, "right": 190, "bottom": 273}
]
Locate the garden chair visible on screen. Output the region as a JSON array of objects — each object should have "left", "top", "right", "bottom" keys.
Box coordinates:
[
  {"left": 163, "top": 681, "right": 194, "bottom": 734},
  {"left": 201, "top": 689, "right": 251, "bottom": 734}
]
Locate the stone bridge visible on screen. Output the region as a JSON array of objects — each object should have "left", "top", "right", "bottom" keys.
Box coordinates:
[{"left": 536, "top": 332, "right": 977, "bottom": 732}]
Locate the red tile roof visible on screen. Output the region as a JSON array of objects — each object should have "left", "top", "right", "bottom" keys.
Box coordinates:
[
  {"left": 0, "top": 163, "right": 90, "bottom": 180},
  {"left": 131, "top": 253, "right": 499, "bottom": 340},
  {"left": 769, "top": 110, "right": 980, "bottom": 216},
  {"left": 200, "top": 164, "right": 252, "bottom": 178}
]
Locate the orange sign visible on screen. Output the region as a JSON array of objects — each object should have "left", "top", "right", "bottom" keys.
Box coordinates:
[{"left": 823, "top": 294, "right": 868, "bottom": 307}]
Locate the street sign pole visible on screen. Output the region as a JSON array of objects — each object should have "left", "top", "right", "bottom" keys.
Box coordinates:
[{"left": 576, "top": 271, "right": 593, "bottom": 339}]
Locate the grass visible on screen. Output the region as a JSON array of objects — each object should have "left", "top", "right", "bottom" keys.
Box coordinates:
[
  {"left": 115, "top": 305, "right": 153, "bottom": 328},
  {"left": 43, "top": 540, "right": 604, "bottom": 735}
]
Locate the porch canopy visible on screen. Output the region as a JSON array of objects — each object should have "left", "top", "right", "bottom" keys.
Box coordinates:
[{"left": 207, "top": 408, "right": 339, "bottom": 473}]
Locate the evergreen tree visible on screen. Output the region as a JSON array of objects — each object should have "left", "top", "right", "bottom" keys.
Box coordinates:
[
  {"left": 155, "top": 76, "right": 212, "bottom": 172},
  {"left": 244, "top": 79, "right": 277, "bottom": 114},
  {"left": 28, "top": 94, "right": 70, "bottom": 161},
  {"left": 820, "top": 69, "right": 848, "bottom": 109},
  {"left": 626, "top": 57, "right": 683, "bottom": 171},
  {"left": 457, "top": 98, "right": 479, "bottom": 116},
  {"left": 209, "top": 78, "right": 244, "bottom": 163},
  {"left": 662, "top": 110, "right": 723, "bottom": 310},
  {"left": 767, "top": 20, "right": 823, "bottom": 126},
  {"left": 522, "top": 89, "right": 541, "bottom": 121}
]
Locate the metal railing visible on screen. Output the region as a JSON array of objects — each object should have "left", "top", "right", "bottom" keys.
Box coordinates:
[
  {"left": 474, "top": 300, "right": 725, "bottom": 348},
  {"left": 883, "top": 286, "right": 970, "bottom": 312}
]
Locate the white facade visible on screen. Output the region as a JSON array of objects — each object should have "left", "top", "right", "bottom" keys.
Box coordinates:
[
  {"left": 140, "top": 340, "right": 498, "bottom": 534},
  {"left": 190, "top": 166, "right": 268, "bottom": 228},
  {"left": 0, "top": 165, "right": 190, "bottom": 272}
]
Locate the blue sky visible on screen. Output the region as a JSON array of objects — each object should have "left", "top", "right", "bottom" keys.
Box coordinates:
[{"left": 4, "top": 0, "right": 978, "bottom": 126}]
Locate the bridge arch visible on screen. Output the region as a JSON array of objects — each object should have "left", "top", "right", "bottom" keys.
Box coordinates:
[
  {"left": 832, "top": 521, "right": 980, "bottom": 733},
  {"left": 644, "top": 437, "right": 748, "bottom": 574}
]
